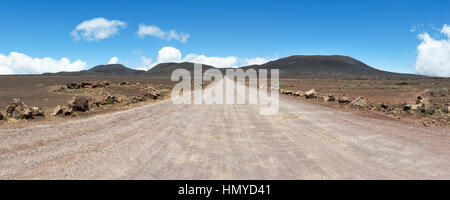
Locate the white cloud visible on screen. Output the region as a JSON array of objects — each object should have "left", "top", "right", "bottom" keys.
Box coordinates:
[
  {"left": 240, "top": 56, "right": 277, "bottom": 66},
  {"left": 135, "top": 56, "right": 153, "bottom": 71},
  {"left": 157, "top": 46, "right": 182, "bottom": 63},
  {"left": 71, "top": 18, "right": 126, "bottom": 41},
  {"left": 415, "top": 24, "right": 450, "bottom": 77},
  {"left": 184, "top": 54, "right": 238, "bottom": 68},
  {"left": 139, "top": 46, "right": 275, "bottom": 69},
  {"left": 137, "top": 24, "right": 190, "bottom": 43},
  {"left": 107, "top": 56, "right": 119, "bottom": 64},
  {"left": 0, "top": 52, "right": 87, "bottom": 74}
]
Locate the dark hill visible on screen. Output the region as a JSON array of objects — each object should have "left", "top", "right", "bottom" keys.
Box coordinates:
[
  {"left": 241, "top": 55, "right": 415, "bottom": 77},
  {"left": 43, "top": 64, "right": 144, "bottom": 76},
  {"left": 143, "top": 62, "right": 217, "bottom": 77}
]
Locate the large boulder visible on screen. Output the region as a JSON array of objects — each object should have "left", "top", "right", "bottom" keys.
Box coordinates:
[
  {"left": 6, "top": 98, "right": 33, "bottom": 119},
  {"left": 67, "top": 96, "right": 89, "bottom": 112},
  {"left": 351, "top": 97, "right": 366, "bottom": 106},
  {"left": 52, "top": 105, "right": 63, "bottom": 116},
  {"left": 323, "top": 94, "right": 335, "bottom": 102},
  {"left": 304, "top": 89, "right": 317, "bottom": 99}
]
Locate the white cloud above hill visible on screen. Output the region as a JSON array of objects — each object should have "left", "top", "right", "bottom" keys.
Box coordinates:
[
  {"left": 137, "top": 46, "right": 276, "bottom": 70},
  {"left": 108, "top": 56, "right": 119, "bottom": 64},
  {"left": 0, "top": 52, "right": 87, "bottom": 74}
]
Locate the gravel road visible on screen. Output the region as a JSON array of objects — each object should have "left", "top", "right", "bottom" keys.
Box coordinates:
[{"left": 1, "top": 80, "right": 450, "bottom": 179}]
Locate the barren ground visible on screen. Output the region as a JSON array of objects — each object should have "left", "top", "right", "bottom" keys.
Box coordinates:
[{"left": 0, "top": 79, "right": 449, "bottom": 179}]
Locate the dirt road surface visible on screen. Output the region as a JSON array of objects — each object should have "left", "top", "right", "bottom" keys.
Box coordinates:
[{"left": 1, "top": 79, "right": 450, "bottom": 179}]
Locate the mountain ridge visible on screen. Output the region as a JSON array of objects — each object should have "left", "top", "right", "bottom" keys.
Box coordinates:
[{"left": 42, "top": 56, "right": 419, "bottom": 78}]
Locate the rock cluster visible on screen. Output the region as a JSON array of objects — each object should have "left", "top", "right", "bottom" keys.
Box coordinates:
[
  {"left": 66, "top": 81, "right": 110, "bottom": 89},
  {"left": 4, "top": 98, "right": 44, "bottom": 120}
]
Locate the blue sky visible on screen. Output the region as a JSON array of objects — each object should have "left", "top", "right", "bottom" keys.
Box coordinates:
[{"left": 0, "top": 0, "right": 449, "bottom": 75}]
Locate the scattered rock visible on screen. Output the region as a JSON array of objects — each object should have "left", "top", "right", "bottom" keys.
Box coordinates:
[
  {"left": 423, "top": 107, "right": 435, "bottom": 115},
  {"left": 293, "top": 91, "right": 303, "bottom": 97},
  {"left": 6, "top": 98, "right": 33, "bottom": 119},
  {"left": 350, "top": 97, "right": 366, "bottom": 107},
  {"left": 66, "top": 82, "right": 81, "bottom": 89},
  {"left": 120, "top": 81, "right": 130, "bottom": 86},
  {"left": 380, "top": 103, "right": 389, "bottom": 110},
  {"left": 31, "top": 106, "right": 45, "bottom": 116},
  {"left": 0, "top": 112, "right": 4, "bottom": 121},
  {"left": 144, "top": 90, "right": 161, "bottom": 99},
  {"left": 91, "top": 80, "right": 109, "bottom": 88},
  {"left": 304, "top": 89, "right": 317, "bottom": 99},
  {"left": 323, "top": 94, "right": 335, "bottom": 102},
  {"left": 131, "top": 96, "right": 146, "bottom": 103},
  {"left": 67, "top": 96, "right": 89, "bottom": 112},
  {"left": 416, "top": 96, "right": 425, "bottom": 104},
  {"left": 403, "top": 104, "right": 411, "bottom": 111},
  {"left": 442, "top": 106, "right": 450, "bottom": 114},
  {"left": 421, "top": 104, "right": 435, "bottom": 115},
  {"left": 63, "top": 107, "right": 74, "bottom": 116},
  {"left": 52, "top": 105, "right": 63, "bottom": 116},
  {"left": 66, "top": 81, "right": 109, "bottom": 89},
  {"left": 338, "top": 97, "right": 350, "bottom": 104},
  {"left": 104, "top": 95, "right": 122, "bottom": 104},
  {"left": 410, "top": 103, "right": 425, "bottom": 110},
  {"left": 282, "top": 91, "right": 293, "bottom": 95}
]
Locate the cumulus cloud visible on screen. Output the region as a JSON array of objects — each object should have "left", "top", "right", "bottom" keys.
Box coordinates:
[
  {"left": 0, "top": 52, "right": 87, "bottom": 74},
  {"left": 415, "top": 24, "right": 450, "bottom": 77},
  {"left": 240, "top": 56, "right": 277, "bottom": 66},
  {"left": 107, "top": 56, "right": 119, "bottom": 64},
  {"left": 184, "top": 54, "right": 238, "bottom": 68},
  {"left": 137, "top": 24, "right": 190, "bottom": 43},
  {"left": 135, "top": 56, "right": 153, "bottom": 71},
  {"left": 71, "top": 18, "right": 126, "bottom": 41},
  {"left": 157, "top": 46, "right": 182, "bottom": 63},
  {"left": 138, "top": 46, "right": 275, "bottom": 69}
]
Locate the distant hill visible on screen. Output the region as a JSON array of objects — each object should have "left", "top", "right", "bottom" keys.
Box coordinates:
[
  {"left": 142, "top": 62, "right": 217, "bottom": 77},
  {"left": 43, "top": 64, "right": 145, "bottom": 76},
  {"left": 42, "top": 56, "right": 418, "bottom": 78},
  {"left": 241, "top": 55, "right": 415, "bottom": 77}
]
